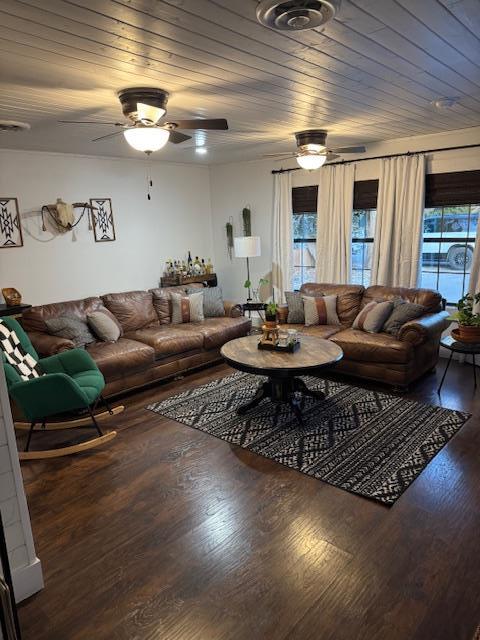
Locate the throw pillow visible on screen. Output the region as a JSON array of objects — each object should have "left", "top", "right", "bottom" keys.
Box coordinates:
[
  {"left": 45, "top": 316, "right": 96, "bottom": 348},
  {"left": 0, "top": 321, "right": 42, "bottom": 381},
  {"left": 87, "top": 309, "right": 122, "bottom": 342},
  {"left": 285, "top": 291, "right": 305, "bottom": 324},
  {"left": 186, "top": 286, "right": 224, "bottom": 317},
  {"left": 353, "top": 301, "right": 393, "bottom": 333},
  {"left": 302, "top": 294, "right": 340, "bottom": 326},
  {"left": 383, "top": 300, "right": 425, "bottom": 337},
  {"left": 170, "top": 291, "right": 204, "bottom": 324}
]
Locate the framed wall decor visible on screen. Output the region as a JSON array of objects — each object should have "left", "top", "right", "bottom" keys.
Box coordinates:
[
  {"left": 0, "top": 198, "right": 23, "bottom": 249},
  {"left": 90, "top": 198, "right": 116, "bottom": 242}
]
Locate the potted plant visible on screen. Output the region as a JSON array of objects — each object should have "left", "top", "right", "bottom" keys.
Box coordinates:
[
  {"left": 449, "top": 292, "right": 480, "bottom": 343},
  {"left": 265, "top": 302, "right": 279, "bottom": 324}
]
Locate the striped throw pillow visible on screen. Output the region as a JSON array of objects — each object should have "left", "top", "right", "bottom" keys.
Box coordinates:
[
  {"left": 302, "top": 295, "right": 340, "bottom": 326},
  {"left": 171, "top": 291, "right": 204, "bottom": 324},
  {"left": 353, "top": 301, "right": 394, "bottom": 333},
  {"left": 0, "top": 321, "right": 42, "bottom": 381}
]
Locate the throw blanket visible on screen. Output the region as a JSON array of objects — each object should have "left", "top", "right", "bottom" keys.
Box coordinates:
[{"left": 0, "top": 321, "right": 42, "bottom": 381}]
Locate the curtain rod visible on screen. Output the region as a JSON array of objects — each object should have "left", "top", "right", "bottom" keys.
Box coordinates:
[{"left": 270, "top": 142, "right": 480, "bottom": 174}]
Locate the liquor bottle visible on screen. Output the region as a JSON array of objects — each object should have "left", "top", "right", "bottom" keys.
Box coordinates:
[
  {"left": 206, "top": 258, "right": 213, "bottom": 275},
  {"left": 201, "top": 258, "right": 206, "bottom": 275},
  {"left": 187, "top": 251, "right": 193, "bottom": 275}
]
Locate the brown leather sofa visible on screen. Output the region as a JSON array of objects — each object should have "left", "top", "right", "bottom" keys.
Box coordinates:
[
  {"left": 22, "top": 285, "right": 251, "bottom": 397},
  {"left": 278, "top": 283, "right": 450, "bottom": 389}
]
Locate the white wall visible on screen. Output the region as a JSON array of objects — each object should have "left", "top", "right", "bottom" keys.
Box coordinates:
[
  {"left": 210, "top": 126, "right": 480, "bottom": 301},
  {"left": 0, "top": 365, "right": 42, "bottom": 602},
  {"left": 0, "top": 150, "right": 213, "bottom": 305}
]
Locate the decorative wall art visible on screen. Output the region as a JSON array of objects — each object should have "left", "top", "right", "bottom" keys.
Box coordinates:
[
  {"left": 90, "top": 198, "right": 116, "bottom": 242},
  {"left": 0, "top": 198, "right": 23, "bottom": 249},
  {"left": 41, "top": 199, "right": 98, "bottom": 233}
]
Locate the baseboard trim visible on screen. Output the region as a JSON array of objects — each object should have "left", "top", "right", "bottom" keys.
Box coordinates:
[{"left": 12, "top": 557, "right": 43, "bottom": 602}]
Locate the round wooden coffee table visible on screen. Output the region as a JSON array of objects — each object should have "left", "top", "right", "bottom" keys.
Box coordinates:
[{"left": 220, "top": 335, "right": 343, "bottom": 426}]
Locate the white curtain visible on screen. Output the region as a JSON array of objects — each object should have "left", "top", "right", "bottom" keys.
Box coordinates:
[
  {"left": 315, "top": 163, "right": 355, "bottom": 284},
  {"left": 469, "top": 225, "right": 480, "bottom": 296},
  {"left": 272, "top": 171, "right": 293, "bottom": 302},
  {"left": 371, "top": 154, "right": 426, "bottom": 288}
]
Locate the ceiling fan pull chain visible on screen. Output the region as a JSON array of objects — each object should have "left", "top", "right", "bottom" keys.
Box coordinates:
[{"left": 146, "top": 154, "right": 153, "bottom": 200}]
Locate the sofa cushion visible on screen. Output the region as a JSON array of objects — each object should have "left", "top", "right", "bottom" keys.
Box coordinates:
[
  {"left": 150, "top": 289, "right": 172, "bottom": 325},
  {"left": 186, "top": 285, "right": 225, "bottom": 318},
  {"left": 86, "top": 338, "right": 155, "bottom": 381},
  {"left": 87, "top": 309, "right": 123, "bottom": 342},
  {"left": 383, "top": 300, "right": 426, "bottom": 337},
  {"left": 300, "top": 283, "right": 365, "bottom": 327},
  {"left": 302, "top": 294, "right": 340, "bottom": 326},
  {"left": 285, "top": 291, "right": 304, "bottom": 324},
  {"left": 45, "top": 316, "right": 96, "bottom": 348},
  {"left": 352, "top": 300, "right": 394, "bottom": 333},
  {"left": 301, "top": 324, "right": 343, "bottom": 339},
  {"left": 170, "top": 291, "right": 204, "bottom": 324},
  {"left": 331, "top": 328, "right": 413, "bottom": 364},
  {"left": 362, "top": 285, "right": 442, "bottom": 314},
  {"left": 176, "top": 317, "right": 251, "bottom": 350},
  {"left": 22, "top": 296, "right": 105, "bottom": 333},
  {"left": 102, "top": 291, "right": 158, "bottom": 333},
  {"left": 124, "top": 326, "right": 204, "bottom": 358}
]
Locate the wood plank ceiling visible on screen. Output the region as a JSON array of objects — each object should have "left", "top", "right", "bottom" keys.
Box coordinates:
[{"left": 0, "top": 0, "right": 479, "bottom": 164}]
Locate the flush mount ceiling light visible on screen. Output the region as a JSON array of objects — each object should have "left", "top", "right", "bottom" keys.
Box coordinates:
[
  {"left": 256, "top": 0, "right": 341, "bottom": 31},
  {"left": 123, "top": 126, "right": 170, "bottom": 153},
  {"left": 430, "top": 97, "right": 460, "bottom": 110},
  {"left": 296, "top": 152, "right": 327, "bottom": 170},
  {"left": 195, "top": 147, "right": 207, "bottom": 155}
]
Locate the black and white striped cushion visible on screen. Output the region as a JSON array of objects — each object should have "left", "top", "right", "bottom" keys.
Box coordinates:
[{"left": 0, "top": 321, "right": 42, "bottom": 381}]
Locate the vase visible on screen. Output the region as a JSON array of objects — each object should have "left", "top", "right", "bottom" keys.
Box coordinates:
[{"left": 456, "top": 325, "right": 480, "bottom": 343}]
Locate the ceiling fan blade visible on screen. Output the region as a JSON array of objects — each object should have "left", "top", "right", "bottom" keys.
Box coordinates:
[
  {"left": 326, "top": 153, "right": 341, "bottom": 161},
  {"left": 59, "top": 120, "right": 126, "bottom": 126},
  {"left": 262, "top": 152, "right": 295, "bottom": 157},
  {"left": 91, "top": 129, "right": 126, "bottom": 142},
  {"left": 168, "top": 118, "right": 228, "bottom": 130},
  {"left": 168, "top": 130, "right": 192, "bottom": 144},
  {"left": 330, "top": 145, "right": 366, "bottom": 154}
]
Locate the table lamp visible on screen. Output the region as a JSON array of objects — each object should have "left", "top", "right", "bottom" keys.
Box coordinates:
[{"left": 234, "top": 236, "right": 261, "bottom": 301}]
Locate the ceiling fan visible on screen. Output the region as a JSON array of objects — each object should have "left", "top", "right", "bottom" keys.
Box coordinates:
[
  {"left": 59, "top": 87, "right": 229, "bottom": 154},
  {"left": 264, "top": 130, "right": 366, "bottom": 169}
]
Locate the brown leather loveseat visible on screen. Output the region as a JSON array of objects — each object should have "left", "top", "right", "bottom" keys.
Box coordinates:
[
  {"left": 22, "top": 285, "right": 251, "bottom": 397},
  {"left": 278, "top": 283, "right": 450, "bottom": 389}
]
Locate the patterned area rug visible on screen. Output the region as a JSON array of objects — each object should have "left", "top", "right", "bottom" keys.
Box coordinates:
[{"left": 147, "top": 372, "right": 470, "bottom": 505}]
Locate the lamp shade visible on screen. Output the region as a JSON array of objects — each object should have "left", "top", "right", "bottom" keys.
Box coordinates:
[
  {"left": 123, "top": 126, "right": 170, "bottom": 152},
  {"left": 234, "top": 236, "right": 261, "bottom": 258}
]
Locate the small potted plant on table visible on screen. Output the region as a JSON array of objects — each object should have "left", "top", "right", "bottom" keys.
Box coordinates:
[{"left": 450, "top": 292, "right": 480, "bottom": 343}]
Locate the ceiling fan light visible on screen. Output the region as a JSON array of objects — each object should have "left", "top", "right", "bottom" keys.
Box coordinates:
[
  {"left": 123, "top": 126, "right": 169, "bottom": 152},
  {"left": 296, "top": 153, "right": 327, "bottom": 170}
]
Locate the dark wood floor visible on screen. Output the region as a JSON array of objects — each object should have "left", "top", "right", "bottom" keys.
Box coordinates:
[{"left": 18, "top": 360, "right": 480, "bottom": 640}]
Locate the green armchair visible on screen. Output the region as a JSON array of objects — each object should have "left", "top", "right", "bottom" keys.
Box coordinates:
[{"left": 1, "top": 317, "right": 117, "bottom": 460}]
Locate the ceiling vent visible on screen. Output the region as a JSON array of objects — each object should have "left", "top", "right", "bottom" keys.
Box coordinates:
[
  {"left": 0, "top": 120, "right": 31, "bottom": 133},
  {"left": 256, "top": 0, "right": 341, "bottom": 31}
]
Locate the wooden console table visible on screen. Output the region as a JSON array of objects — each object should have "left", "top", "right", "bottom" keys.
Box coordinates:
[{"left": 160, "top": 273, "right": 217, "bottom": 287}]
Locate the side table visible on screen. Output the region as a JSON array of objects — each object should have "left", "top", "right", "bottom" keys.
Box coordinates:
[
  {"left": 437, "top": 335, "right": 480, "bottom": 394},
  {"left": 0, "top": 303, "right": 32, "bottom": 320},
  {"left": 241, "top": 302, "right": 267, "bottom": 321}
]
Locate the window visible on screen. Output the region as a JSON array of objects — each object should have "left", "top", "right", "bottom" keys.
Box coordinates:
[
  {"left": 352, "top": 209, "right": 376, "bottom": 286},
  {"left": 421, "top": 205, "right": 478, "bottom": 304},
  {"left": 292, "top": 213, "right": 317, "bottom": 290},
  {"left": 292, "top": 186, "right": 318, "bottom": 290}
]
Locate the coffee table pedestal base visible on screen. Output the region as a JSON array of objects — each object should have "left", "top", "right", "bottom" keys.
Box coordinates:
[{"left": 237, "top": 377, "right": 325, "bottom": 427}]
